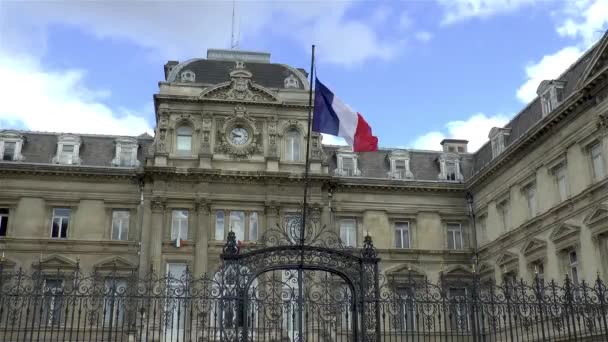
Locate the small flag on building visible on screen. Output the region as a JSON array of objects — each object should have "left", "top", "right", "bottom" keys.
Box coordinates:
[
  {"left": 312, "top": 78, "right": 378, "bottom": 152},
  {"left": 174, "top": 239, "right": 183, "bottom": 248}
]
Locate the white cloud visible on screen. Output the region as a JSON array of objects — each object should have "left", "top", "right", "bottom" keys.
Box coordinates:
[
  {"left": 437, "top": 0, "right": 538, "bottom": 25},
  {"left": 415, "top": 31, "right": 433, "bottom": 42},
  {"left": 516, "top": 46, "right": 584, "bottom": 103},
  {"left": 412, "top": 113, "right": 509, "bottom": 151},
  {"left": 0, "top": 53, "right": 153, "bottom": 135},
  {"left": 398, "top": 12, "right": 413, "bottom": 30},
  {"left": 2, "top": 1, "right": 402, "bottom": 67},
  {"left": 557, "top": 0, "right": 608, "bottom": 46},
  {"left": 321, "top": 134, "right": 348, "bottom": 146}
]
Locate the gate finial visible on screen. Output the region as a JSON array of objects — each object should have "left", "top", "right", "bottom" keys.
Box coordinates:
[
  {"left": 223, "top": 231, "right": 240, "bottom": 255},
  {"left": 361, "top": 234, "right": 377, "bottom": 259}
]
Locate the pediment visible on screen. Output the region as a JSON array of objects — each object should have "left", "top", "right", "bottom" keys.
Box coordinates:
[
  {"left": 584, "top": 204, "right": 608, "bottom": 227},
  {"left": 35, "top": 255, "right": 78, "bottom": 270},
  {"left": 550, "top": 223, "right": 581, "bottom": 244},
  {"left": 577, "top": 31, "right": 608, "bottom": 89},
  {"left": 0, "top": 130, "right": 24, "bottom": 140},
  {"left": 385, "top": 264, "right": 426, "bottom": 279},
  {"left": 199, "top": 77, "right": 279, "bottom": 103},
  {"left": 442, "top": 264, "right": 472, "bottom": 277},
  {"left": 521, "top": 238, "right": 547, "bottom": 256},
  {"left": 496, "top": 252, "right": 518, "bottom": 266},
  {"left": 477, "top": 262, "right": 493, "bottom": 274},
  {"left": 94, "top": 256, "right": 137, "bottom": 271}
]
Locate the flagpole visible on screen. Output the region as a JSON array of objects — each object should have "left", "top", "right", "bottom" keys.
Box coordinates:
[
  {"left": 297, "top": 44, "right": 314, "bottom": 342},
  {"left": 300, "top": 44, "right": 315, "bottom": 246}
]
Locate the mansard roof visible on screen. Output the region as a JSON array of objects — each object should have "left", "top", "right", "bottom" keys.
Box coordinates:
[
  {"left": 165, "top": 58, "right": 309, "bottom": 90},
  {"left": 9, "top": 131, "right": 152, "bottom": 167},
  {"left": 324, "top": 145, "right": 474, "bottom": 181},
  {"left": 472, "top": 32, "right": 606, "bottom": 174}
]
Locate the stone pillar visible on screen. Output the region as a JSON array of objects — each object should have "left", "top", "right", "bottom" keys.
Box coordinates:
[
  {"left": 265, "top": 201, "right": 280, "bottom": 234},
  {"left": 138, "top": 200, "right": 152, "bottom": 277},
  {"left": 149, "top": 197, "right": 165, "bottom": 274},
  {"left": 194, "top": 199, "right": 210, "bottom": 276}
]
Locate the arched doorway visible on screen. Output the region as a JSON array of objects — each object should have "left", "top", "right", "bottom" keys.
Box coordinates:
[{"left": 216, "top": 208, "right": 380, "bottom": 342}]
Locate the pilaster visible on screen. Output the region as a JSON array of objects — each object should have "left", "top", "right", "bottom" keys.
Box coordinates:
[
  {"left": 194, "top": 199, "right": 211, "bottom": 275},
  {"left": 149, "top": 197, "right": 165, "bottom": 273}
]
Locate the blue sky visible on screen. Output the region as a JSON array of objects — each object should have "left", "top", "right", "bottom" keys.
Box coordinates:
[{"left": 1, "top": 0, "right": 607, "bottom": 152}]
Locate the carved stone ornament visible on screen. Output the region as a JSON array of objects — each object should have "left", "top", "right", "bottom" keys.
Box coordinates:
[
  {"left": 150, "top": 197, "right": 165, "bottom": 212},
  {"left": 196, "top": 199, "right": 211, "bottom": 214},
  {"left": 214, "top": 105, "right": 263, "bottom": 158},
  {"left": 199, "top": 61, "right": 279, "bottom": 103},
  {"left": 598, "top": 112, "right": 608, "bottom": 130}
]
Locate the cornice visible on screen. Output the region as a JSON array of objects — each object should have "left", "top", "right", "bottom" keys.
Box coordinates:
[
  {"left": 0, "top": 162, "right": 142, "bottom": 180},
  {"left": 154, "top": 94, "right": 310, "bottom": 109}
]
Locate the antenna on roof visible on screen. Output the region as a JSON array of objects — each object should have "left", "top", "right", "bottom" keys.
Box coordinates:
[{"left": 230, "top": 0, "right": 239, "bottom": 49}]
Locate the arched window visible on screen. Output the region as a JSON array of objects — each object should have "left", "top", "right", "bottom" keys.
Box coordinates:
[
  {"left": 176, "top": 126, "right": 192, "bottom": 153},
  {"left": 285, "top": 129, "right": 301, "bottom": 161}
]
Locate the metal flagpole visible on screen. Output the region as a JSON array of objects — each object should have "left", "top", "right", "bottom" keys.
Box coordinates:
[{"left": 298, "top": 44, "right": 315, "bottom": 342}]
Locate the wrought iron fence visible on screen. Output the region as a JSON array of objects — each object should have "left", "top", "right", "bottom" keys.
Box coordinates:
[{"left": 0, "top": 265, "right": 606, "bottom": 342}]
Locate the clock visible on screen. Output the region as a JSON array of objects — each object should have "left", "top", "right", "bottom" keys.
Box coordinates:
[{"left": 229, "top": 126, "right": 249, "bottom": 146}]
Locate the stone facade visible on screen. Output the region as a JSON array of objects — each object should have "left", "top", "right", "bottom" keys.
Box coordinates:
[{"left": 1, "top": 41, "right": 608, "bottom": 286}]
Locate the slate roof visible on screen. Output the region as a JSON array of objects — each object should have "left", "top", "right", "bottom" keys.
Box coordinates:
[
  {"left": 12, "top": 131, "right": 153, "bottom": 167},
  {"left": 323, "top": 146, "right": 473, "bottom": 182},
  {"left": 471, "top": 40, "right": 600, "bottom": 174},
  {"left": 166, "top": 59, "right": 308, "bottom": 90}
]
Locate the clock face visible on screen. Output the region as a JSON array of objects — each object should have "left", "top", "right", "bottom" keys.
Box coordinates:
[{"left": 230, "top": 127, "right": 249, "bottom": 145}]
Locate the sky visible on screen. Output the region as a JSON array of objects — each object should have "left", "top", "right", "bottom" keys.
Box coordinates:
[{"left": 0, "top": 0, "right": 607, "bottom": 152}]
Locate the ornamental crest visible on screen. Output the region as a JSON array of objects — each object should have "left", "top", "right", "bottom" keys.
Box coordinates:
[{"left": 199, "top": 61, "right": 280, "bottom": 103}]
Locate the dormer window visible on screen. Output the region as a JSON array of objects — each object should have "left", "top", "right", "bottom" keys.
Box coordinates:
[
  {"left": 489, "top": 127, "right": 511, "bottom": 158},
  {"left": 438, "top": 153, "right": 463, "bottom": 182},
  {"left": 180, "top": 70, "right": 195, "bottom": 83},
  {"left": 53, "top": 134, "right": 81, "bottom": 165},
  {"left": 0, "top": 130, "right": 25, "bottom": 162},
  {"left": 335, "top": 149, "right": 360, "bottom": 177},
  {"left": 284, "top": 74, "right": 299, "bottom": 89},
  {"left": 537, "top": 80, "right": 566, "bottom": 117},
  {"left": 387, "top": 150, "right": 413, "bottom": 179},
  {"left": 112, "top": 137, "right": 140, "bottom": 167}
]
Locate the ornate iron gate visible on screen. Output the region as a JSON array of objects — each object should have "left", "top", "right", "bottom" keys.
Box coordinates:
[{"left": 216, "top": 209, "right": 381, "bottom": 342}]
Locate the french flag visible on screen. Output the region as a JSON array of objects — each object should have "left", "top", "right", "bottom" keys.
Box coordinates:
[{"left": 312, "top": 78, "right": 378, "bottom": 152}]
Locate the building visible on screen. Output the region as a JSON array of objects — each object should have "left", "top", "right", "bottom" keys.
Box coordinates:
[{"left": 0, "top": 37, "right": 607, "bottom": 291}]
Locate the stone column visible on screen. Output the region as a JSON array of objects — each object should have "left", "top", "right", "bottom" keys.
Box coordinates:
[
  {"left": 149, "top": 197, "right": 165, "bottom": 274},
  {"left": 194, "top": 199, "right": 210, "bottom": 276}
]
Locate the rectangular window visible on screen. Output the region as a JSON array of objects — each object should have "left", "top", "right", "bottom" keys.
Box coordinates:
[
  {"left": 397, "top": 287, "right": 415, "bottom": 331},
  {"left": 61, "top": 144, "right": 75, "bottom": 164},
  {"left": 555, "top": 165, "right": 568, "bottom": 201},
  {"left": 342, "top": 157, "right": 355, "bottom": 176},
  {"left": 249, "top": 212, "right": 258, "bottom": 241},
  {"left": 591, "top": 143, "right": 605, "bottom": 180},
  {"left": 104, "top": 278, "right": 127, "bottom": 326},
  {"left": 394, "top": 222, "right": 410, "bottom": 248},
  {"left": 119, "top": 146, "right": 135, "bottom": 167},
  {"left": 569, "top": 251, "right": 579, "bottom": 284},
  {"left": 503, "top": 272, "right": 517, "bottom": 287},
  {"left": 111, "top": 210, "right": 130, "bottom": 241},
  {"left": 215, "top": 211, "right": 225, "bottom": 240},
  {"left": 526, "top": 185, "right": 537, "bottom": 218},
  {"left": 3, "top": 142, "right": 16, "bottom": 161},
  {"left": 447, "top": 223, "right": 463, "bottom": 250},
  {"left": 230, "top": 211, "right": 245, "bottom": 242},
  {"left": 448, "top": 288, "right": 468, "bottom": 332},
  {"left": 534, "top": 262, "right": 545, "bottom": 284},
  {"left": 0, "top": 208, "right": 8, "bottom": 237},
  {"left": 171, "top": 210, "right": 189, "bottom": 241},
  {"left": 542, "top": 92, "right": 553, "bottom": 115},
  {"left": 43, "top": 279, "right": 64, "bottom": 326},
  {"left": 51, "top": 208, "right": 71, "bottom": 238},
  {"left": 340, "top": 219, "right": 357, "bottom": 247},
  {"left": 394, "top": 159, "right": 407, "bottom": 178},
  {"left": 446, "top": 162, "right": 457, "bottom": 181},
  {"left": 166, "top": 263, "right": 187, "bottom": 338}
]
